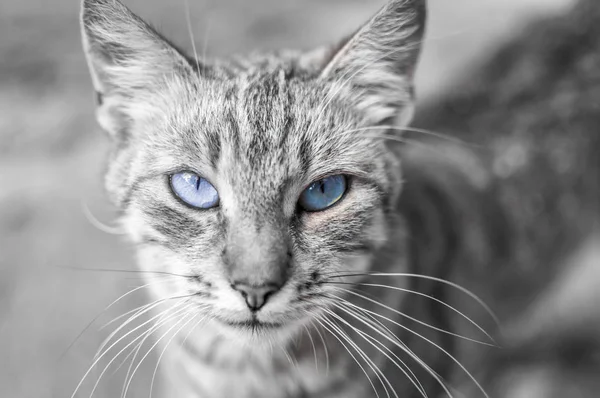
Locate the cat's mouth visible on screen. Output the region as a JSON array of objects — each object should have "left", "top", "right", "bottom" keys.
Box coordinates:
[{"left": 218, "top": 317, "right": 284, "bottom": 331}]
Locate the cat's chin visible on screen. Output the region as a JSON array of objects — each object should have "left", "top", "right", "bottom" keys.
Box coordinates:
[{"left": 210, "top": 316, "right": 303, "bottom": 348}]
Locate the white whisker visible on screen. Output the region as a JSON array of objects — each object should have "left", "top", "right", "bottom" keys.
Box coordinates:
[
  {"left": 280, "top": 344, "right": 299, "bottom": 370},
  {"left": 181, "top": 312, "right": 211, "bottom": 347},
  {"left": 82, "top": 301, "right": 192, "bottom": 398},
  {"left": 365, "top": 133, "right": 458, "bottom": 157},
  {"left": 329, "top": 303, "right": 428, "bottom": 398},
  {"left": 96, "top": 293, "right": 194, "bottom": 360},
  {"left": 338, "top": 298, "right": 488, "bottom": 398},
  {"left": 122, "top": 311, "right": 197, "bottom": 398},
  {"left": 302, "top": 323, "right": 319, "bottom": 372},
  {"left": 309, "top": 319, "right": 330, "bottom": 376},
  {"left": 335, "top": 285, "right": 497, "bottom": 347},
  {"left": 81, "top": 201, "right": 125, "bottom": 235},
  {"left": 340, "top": 125, "right": 479, "bottom": 148},
  {"left": 332, "top": 298, "right": 455, "bottom": 398},
  {"left": 117, "top": 306, "right": 187, "bottom": 398},
  {"left": 351, "top": 305, "right": 434, "bottom": 397},
  {"left": 201, "top": 1, "right": 213, "bottom": 63},
  {"left": 323, "top": 310, "right": 398, "bottom": 398},
  {"left": 111, "top": 305, "right": 192, "bottom": 394},
  {"left": 328, "top": 272, "right": 500, "bottom": 327},
  {"left": 315, "top": 316, "right": 382, "bottom": 398},
  {"left": 61, "top": 278, "right": 177, "bottom": 361},
  {"left": 149, "top": 313, "right": 202, "bottom": 398},
  {"left": 99, "top": 279, "right": 182, "bottom": 331},
  {"left": 183, "top": 0, "right": 201, "bottom": 73}
]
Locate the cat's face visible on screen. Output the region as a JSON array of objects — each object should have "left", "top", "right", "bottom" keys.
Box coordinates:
[
  {"left": 81, "top": 0, "right": 425, "bottom": 344},
  {"left": 116, "top": 74, "right": 401, "bottom": 343}
]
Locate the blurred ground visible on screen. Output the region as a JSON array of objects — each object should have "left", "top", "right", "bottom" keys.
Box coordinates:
[{"left": 0, "top": 0, "right": 575, "bottom": 397}]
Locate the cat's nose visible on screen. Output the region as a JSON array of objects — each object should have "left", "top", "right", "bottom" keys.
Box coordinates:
[{"left": 232, "top": 283, "right": 280, "bottom": 312}]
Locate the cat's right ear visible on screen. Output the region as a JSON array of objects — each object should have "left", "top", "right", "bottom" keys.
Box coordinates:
[
  {"left": 317, "top": 0, "right": 426, "bottom": 126},
  {"left": 80, "top": 0, "right": 193, "bottom": 138}
]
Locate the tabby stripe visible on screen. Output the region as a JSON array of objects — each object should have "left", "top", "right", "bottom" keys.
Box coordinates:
[{"left": 142, "top": 203, "right": 204, "bottom": 242}]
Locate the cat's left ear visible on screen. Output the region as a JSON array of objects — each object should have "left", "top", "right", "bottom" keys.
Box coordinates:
[{"left": 320, "top": 0, "right": 426, "bottom": 126}]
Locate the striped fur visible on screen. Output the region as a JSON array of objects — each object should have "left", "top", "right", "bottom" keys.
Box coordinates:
[{"left": 81, "top": 0, "right": 429, "bottom": 397}]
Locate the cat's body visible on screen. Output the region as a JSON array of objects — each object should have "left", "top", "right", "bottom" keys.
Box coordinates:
[
  {"left": 413, "top": 0, "right": 600, "bottom": 395},
  {"left": 78, "top": 0, "right": 598, "bottom": 397}
]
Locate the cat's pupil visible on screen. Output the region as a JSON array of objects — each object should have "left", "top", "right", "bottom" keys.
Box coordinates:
[{"left": 319, "top": 181, "right": 326, "bottom": 194}]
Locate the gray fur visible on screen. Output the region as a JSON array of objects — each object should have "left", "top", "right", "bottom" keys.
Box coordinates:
[{"left": 81, "top": 0, "right": 427, "bottom": 397}]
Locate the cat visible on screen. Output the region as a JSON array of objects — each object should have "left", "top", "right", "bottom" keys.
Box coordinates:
[
  {"left": 78, "top": 0, "right": 455, "bottom": 397},
  {"left": 77, "top": 0, "right": 599, "bottom": 397}
]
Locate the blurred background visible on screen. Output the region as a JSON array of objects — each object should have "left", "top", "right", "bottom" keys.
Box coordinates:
[{"left": 0, "top": 0, "right": 585, "bottom": 397}]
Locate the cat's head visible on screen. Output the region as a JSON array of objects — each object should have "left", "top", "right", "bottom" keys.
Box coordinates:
[{"left": 81, "top": 0, "right": 425, "bottom": 344}]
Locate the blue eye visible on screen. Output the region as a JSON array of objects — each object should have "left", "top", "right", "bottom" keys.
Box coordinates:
[
  {"left": 299, "top": 175, "right": 347, "bottom": 212},
  {"left": 170, "top": 172, "right": 219, "bottom": 209}
]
